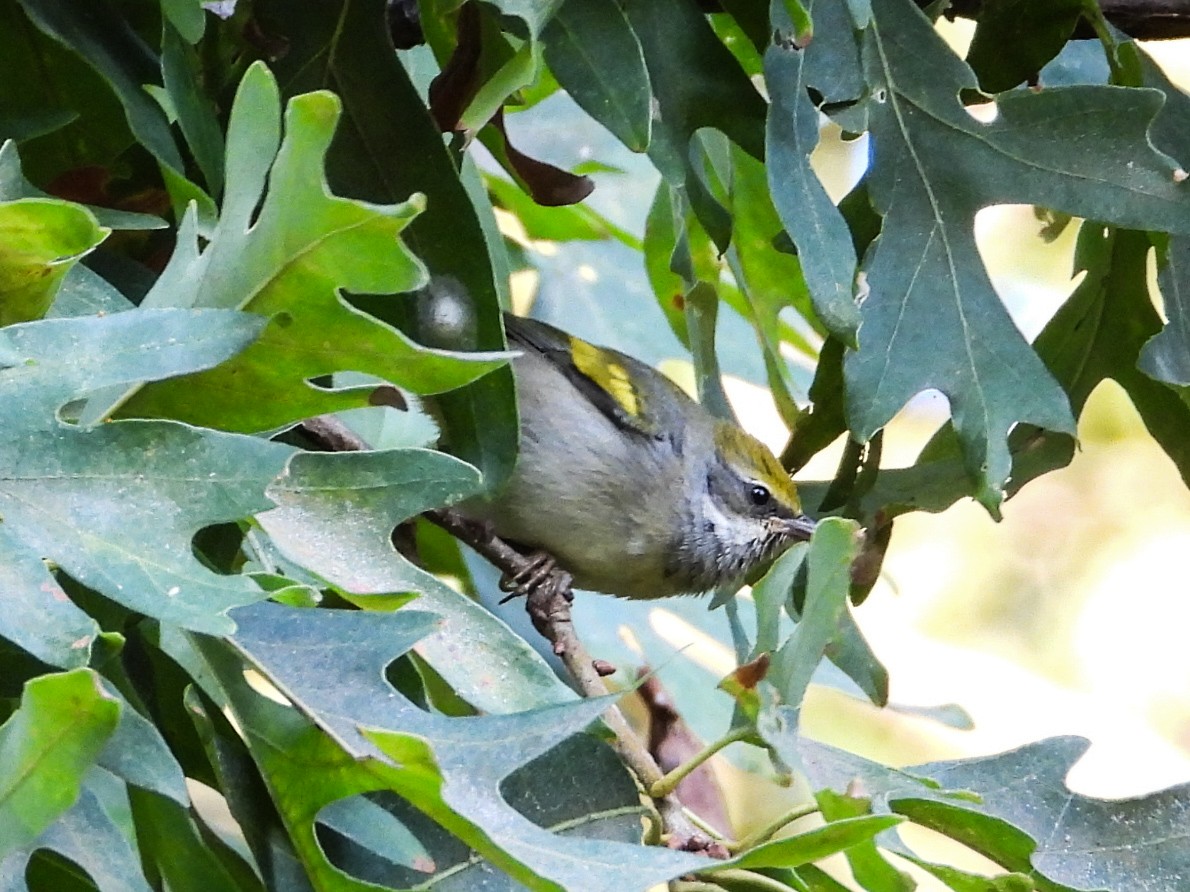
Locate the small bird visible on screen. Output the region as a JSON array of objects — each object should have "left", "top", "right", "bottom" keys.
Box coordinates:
[{"left": 462, "top": 315, "right": 816, "bottom": 599}]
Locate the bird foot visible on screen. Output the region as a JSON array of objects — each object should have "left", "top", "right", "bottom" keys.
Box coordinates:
[
  {"left": 498, "top": 551, "right": 575, "bottom": 648},
  {"left": 498, "top": 551, "right": 573, "bottom": 604}
]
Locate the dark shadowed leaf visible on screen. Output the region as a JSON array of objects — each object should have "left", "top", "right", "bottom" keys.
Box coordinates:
[
  {"left": 625, "top": 0, "right": 766, "bottom": 246},
  {"left": 128, "top": 786, "right": 264, "bottom": 892},
  {"left": 0, "top": 782, "right": 153, "bottom": 891},
  {"left": 1034, "top": 225, "right": 1190, "bottom": 486},
  {"left": 845, "top": 0, "right": 1190, "bottom": 510},
  {"left": 255, "top": 0, "right": 518, "bottom": 490},
  {"left": 1140, "top": 235, "right": 1190, "bottom": 386},
  {"left": 15, "top": 0, "right": 210, "bottom": 216},
  {"left": 966, "top": 0, "right": 1085, "bottom": 93},
  {"left": 543, "top": 0, "right": 652, "bottom": 152},
  {"left": 0, "top": 140, "right": 163, "bottom": 230},
  {"left": 161, "top": 21, "right": 225, "bottom": 197}
]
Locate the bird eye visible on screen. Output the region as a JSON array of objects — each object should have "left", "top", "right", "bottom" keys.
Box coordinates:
[{"left": 749, "top": 484, "right": 771, "bottom": 506}]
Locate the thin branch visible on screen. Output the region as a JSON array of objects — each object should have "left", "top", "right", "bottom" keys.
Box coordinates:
[{"left": 935, "top": 0, "right": 1190, "bottom": 40}]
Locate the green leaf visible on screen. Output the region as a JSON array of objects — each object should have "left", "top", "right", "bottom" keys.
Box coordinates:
[
  {"left": 765, "top": 0, "right": 862, "bottom": 339},
  {"left": 1140, "top": 236, "right": 1190, "bottom": 386},
  {"left": 331, "top": 734, "right": 652, "bottom": 888},
  {"left": 770, "top": 518, "right": 861, "bottom": 711},
  {"left": 0, "top": 309, "right": 294, "bottom": 634},
  {"left": 0, "top": 5, "right": 130, "bottom": 185},
  {"left": 784, "top": 338, "right": 847, "bottom": 475},
  {"left": 181, "top": 686, "right": 303, "bottom": 891},
  {"left": 48, "top": 262, "right": 136, "bottom": 319},
  {"left": 0, "top": 527, "right": 100, "bottom": 669},
  {"left": 966, "top": 0, "right": 1085, "bottom": 93},
  {"left": 898, "top": 851, "right": 1036, "bottom": 892},
  {"left": 625, "top": 0, "right": 766, "bottom": 246},
  {"left": 822, "top": 606, "right": 889, "bottom": 707},
  {"left": 0, "top": 781, "right": 153, "bottom": 891},
  {"left": 114, "top": 63, "right": 505, "bottom": 432},
  {"left": 204, "top": 603, "right": 708, "bottom": 891},
  {"left": 255, "top": 0, "right": 518, "bottom": 489},
  {"left": 753, "top": 545, "right": 810, "bottom": 656},
  {"left": 159, "top": 0, "right": 206, "bottom": 44},
  {"left": 128, "top": 787, "right": 265, "bottom": 892},
  {"left": 0, "top": 669, "right": 120, "bottom": 858},
  {"left": 0, "top": 198, "right": 107, "bottom": 326},
  {"left": 483, "top": 0, "right": 566, "bottom": 39},
  {"left": 160, "top": 20, "right": 224, "bottom": 196},
  {"left": 713, "top": 142, "right": 820, "bottom": 420},
  {"left": 781, "top": 0, "right": 816, "bottom": 45},
  {"left": 816, "top": 789, "right": 914, "bottom": 892},
  {"left": 543, "top": 0, "right": 652, "bottom": 152},
  {"left": 1035, "top": 225, "right": 1190, "bottom": 486},
  {"left": 485, "top": 173, "right": 641, "bottom": 246},
  {"left": 846, "top": 0, "right": 1190, "bottom": 510},
  {"left": 316, "top": 794, "right": 437, "bottom": 876},
  {"left": 801, "top": 735, "right": 1190, "bottom": 892},
  {"left": 257, "top": 449, "right": 574, "bottom": 713},
  {"left": 904, "top": 737, "right": 1190, "bottom": 890},
  {"left": 96, "top": 680, "right": 189, "bottom": 806},
  {"left": 568, "top": 573, "right": 895, "bottom": 780},
  {"left": 1120, "top": 39, "right": 1190, "bottom": 388},
  {"left": 715, "top": 815, "right": 903, "bottom": 871}
]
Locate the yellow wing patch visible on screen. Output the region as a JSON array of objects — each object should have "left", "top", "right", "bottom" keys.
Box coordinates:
[{"left": 570, "top": 337, "right": 642, "bottom": 420}]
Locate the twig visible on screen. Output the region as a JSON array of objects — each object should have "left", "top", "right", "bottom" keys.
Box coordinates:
[
  {"left": 934, "top": 0, "right": 1190, "bottom": 40},
  {"left": 649, "top": 725, "right": 753, "bottom": 799},
  {"left": 299, "top": 414, "right": 720, "bottom": 853}
]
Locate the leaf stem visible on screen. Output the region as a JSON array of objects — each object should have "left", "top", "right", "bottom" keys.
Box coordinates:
[
  {"left": 729, "top": 801, "right": 820, "bottom": 853},
  {"left": 1080, "top": 0, "right": 1136, "bottom": 85},
  {"left": 649, "top": 724, "right": 753, "bottom": 798}
]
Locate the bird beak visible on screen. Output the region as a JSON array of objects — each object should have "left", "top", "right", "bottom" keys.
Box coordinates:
[{"left": 782, "top": 514, "right": 817, "bottom": 541}]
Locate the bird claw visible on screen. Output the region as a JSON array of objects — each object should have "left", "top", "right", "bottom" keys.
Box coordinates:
[{"left": 498, "top": 551, "right": 573, "bottom": 604}]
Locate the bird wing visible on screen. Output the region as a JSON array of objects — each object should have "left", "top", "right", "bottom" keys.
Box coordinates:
[{"left": 505, "top": 315, "right": 668, "bottom": 440}]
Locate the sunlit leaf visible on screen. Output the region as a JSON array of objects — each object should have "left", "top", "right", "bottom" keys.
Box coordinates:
[
  {"left": 0, "top": 197, "right": 107, "bottom": 326},
  {"left": 117, "top": 63, "right": 506, "bottom": 432},
  {"left": 0, "top": 670, "right": 120, "bottom": 858}
]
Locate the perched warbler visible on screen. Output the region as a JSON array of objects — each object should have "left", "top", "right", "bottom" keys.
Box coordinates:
[{"left": 457, "top": 314, "right": 816, "bottom": 599}]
